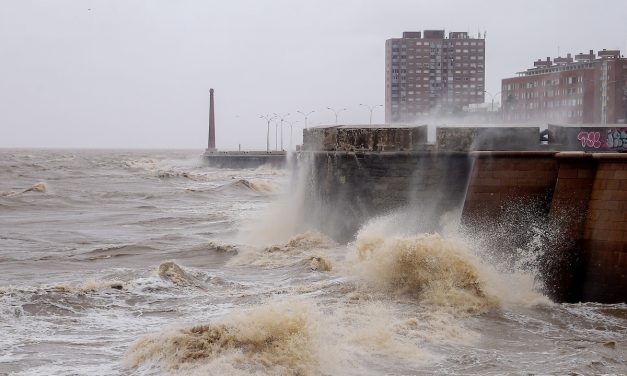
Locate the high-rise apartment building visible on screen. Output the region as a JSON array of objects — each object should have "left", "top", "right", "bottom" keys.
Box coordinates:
[
  {"left": 502, "top": 49, "right": 627, "bottom": 124},
  {"left": 385, "top": 30, "right": 486, "bottom": 123}
]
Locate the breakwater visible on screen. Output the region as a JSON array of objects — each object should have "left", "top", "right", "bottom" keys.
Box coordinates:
[
  {"left": 298, "top": 124, "right": 627, "bottom": 303},
  {"left": 203, "top": 150, "right": 287, "bottom": 168}
]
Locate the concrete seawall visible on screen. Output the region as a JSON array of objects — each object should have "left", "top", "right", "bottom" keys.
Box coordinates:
[
  {"left": 301, "top": 151, "right": 471, "bottom": 241},
  {"left": 298, "top": 124, "right": 627, "bottom": 303}
]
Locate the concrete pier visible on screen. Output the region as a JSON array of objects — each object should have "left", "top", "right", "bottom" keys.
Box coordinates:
[
  {"left": 201, "top": 88, "right": 287, "bottom": 168},
  {"left": 203, "top": 150, "right": 287, "bottom": 168}
]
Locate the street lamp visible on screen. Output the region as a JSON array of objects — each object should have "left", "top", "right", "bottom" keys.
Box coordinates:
[
  {"left": 259, "top": 114, "right": 276, "bottom": 153},
  {"left": 326, "top": 107, "right": 347, "bottom": 125},
  {"left": 296, "top": 110, "right": 315, "bottom": 128},
  {"left": 285, "top": 120, "right": 300, "bottom": 150},
  {"left": 359, "top": 104, "right": 383, "bottom": 125},
  {"left": 483, "top": 90, "right": 502, "bottom": 113},
  {"left": 273, "top": 119, "right": 280, "bottom": 151},
  {"left": 273, "top": 112, "right": 290, "bottom": 151}
]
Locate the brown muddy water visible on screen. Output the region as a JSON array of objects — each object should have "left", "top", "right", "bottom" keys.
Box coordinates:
[{"left": 0, "top": 149, "right": 625, "bottom": 375}]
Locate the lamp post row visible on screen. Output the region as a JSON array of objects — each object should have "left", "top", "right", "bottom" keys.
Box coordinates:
[{"left": 259, "top": 104, "right": 383, "bottom": 151}]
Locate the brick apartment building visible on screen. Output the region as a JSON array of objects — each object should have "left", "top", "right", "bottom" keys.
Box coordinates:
[
  {"left": 385, "top": 30, "right": 486, "bottom": 123},
  {"left": 502, "top": 49, "right": 627, "bottom": 124}
]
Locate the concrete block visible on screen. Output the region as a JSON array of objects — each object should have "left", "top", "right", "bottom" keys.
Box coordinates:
[{"left": 437, "top": 126, "right": 540, "bottom": 151}]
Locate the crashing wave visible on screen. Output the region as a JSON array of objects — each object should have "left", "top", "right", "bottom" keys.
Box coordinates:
[
  {"left": 308, "top": 256, "right": 332, "bottom": 272},
  {"left": 207, "top": 241, "right": 238, "bottom": 254},
  {"left": 264, "top": 231, "right": 335, "bottom": 253},
  {"left": 158, "top": 261, "right": 208, "bottom": 290},
  {"left": 353, "top": 232, "right": 499, "bottom": 314},
  {"left": 227, "top": 179, "right": 276, "bottom": 194},
  {"left": 125, "top": 301, "right": 317, "bottom": 375}
]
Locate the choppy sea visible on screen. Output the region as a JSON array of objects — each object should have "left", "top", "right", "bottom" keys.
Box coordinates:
[{"left": 0, "top": 149, "right": 625, "bottom": 375}]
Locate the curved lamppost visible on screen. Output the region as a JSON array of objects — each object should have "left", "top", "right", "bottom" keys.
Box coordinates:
[
  {"left": 285, "top": 120, "right": 300, "bottom": 150},
  {"left": 273, "top": 112, "right": 290, "bottom": 151},
  {"left": 259, "top": 114, "right": 276, "bottom": 152},
  {"left": 483, "top": 90, "right": 502, "bottom": 113},
  {"left": 296, "top": 110, "right": 315, "bottom": 128},
  {"left": 326, "top": 107, "right": 347, "bottom": 125},
  {"left": 359, "top": 104, "right": 383, "bottom": 125}
]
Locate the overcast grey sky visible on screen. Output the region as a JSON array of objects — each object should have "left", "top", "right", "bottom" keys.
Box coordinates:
[{"left": 1, "top": 0, "right": 626, "bottom": 149}]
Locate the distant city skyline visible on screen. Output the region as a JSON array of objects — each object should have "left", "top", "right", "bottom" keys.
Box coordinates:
[{"left": 1, "top": 0, "right": 626, "bottom": 149}]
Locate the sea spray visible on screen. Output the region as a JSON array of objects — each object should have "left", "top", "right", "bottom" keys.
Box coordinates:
[
  {"left": 125, "top": 300, "right": 319, "bottom": 375},
  {"left": 349, "top": 214, "right": 552, "bottom": 311},
  {"left": 264, "top": 231, "right": 335, "bottom": 253},
  {"left": 459, "top": 198, "right": 572, "bottom": 301},
  {"left": 352, "top": 231, "right": 499, "bottom": 314},
  {"left": 308, "top": 256, "right": 332, "bottom": 272},
  {"left": 236, "top": 155, "right": 313, "bottom": 246},
  {"left": 230, "top": 231, "right": 336, "bottom": 268}
]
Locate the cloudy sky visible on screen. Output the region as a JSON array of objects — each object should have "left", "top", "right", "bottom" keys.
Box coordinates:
[{"left": 1, "top": 0, "right": 626, "bottom": 149}]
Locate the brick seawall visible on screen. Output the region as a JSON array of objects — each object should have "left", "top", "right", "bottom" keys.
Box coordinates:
[{"left": 300, "top": 150, "right": 627, "bottom": 303}]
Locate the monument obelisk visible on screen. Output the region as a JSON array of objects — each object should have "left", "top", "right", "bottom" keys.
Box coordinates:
[{"left": 207, "top": 88, "right": 216, "bottom": 151}]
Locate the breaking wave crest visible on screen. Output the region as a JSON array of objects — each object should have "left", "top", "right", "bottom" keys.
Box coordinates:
[
  {"left": 23, "top": 182, "right": 47, "bottom": 193},
  {"left": 158, "top": 261, "right": 208, "bottom": 290},
  {"left": 0, "top": 182, "right": 48, "bottom": 197},
  {"left": 353, "top": 231, "right": 499, "bottom": 314},
  {"left": 308, "top": 256, "right": 332, "bottom": 272},
  {"left": 264, "top": 231, "right": 335, "bottom": 253},
  {"left": 157, "top": 170, "right": 211, "bottom": 182},
  {"left": 125, "top": 300, "right": 318, "bottom": 375},
  {"left": 228, "top": 179, "right": 277, "bottom": 194},
  {"left": 121, "top": 158, "right": 158, "bottom": 170},
  {"left": 230, "top": 232, "right": 336, "bottom": 269},
  {"left": 56, "top": 279, "right": 125, "bottom": 292},
  {"left": 1, "top": 280, "right": 126, "bottom": 295}
]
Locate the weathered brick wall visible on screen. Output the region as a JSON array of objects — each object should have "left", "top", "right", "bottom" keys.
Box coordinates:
[
  {"left": 462, "top": 151, "right": 626, "bottom": 303},
  {"left": 580, "top": 155, "right": 627, "bottom": 302},
  {"left": 462, "top": 152, "right": 559, "bottom": 224},
  {"left": 547, "top": 154, "right": 596, "bottom": 301}
]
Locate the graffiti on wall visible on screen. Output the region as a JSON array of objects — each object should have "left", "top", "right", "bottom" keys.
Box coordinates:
[
  {"left": 577, "top": 131, "right": 602, "bottom": 148},
  {"left": 577, "top": 128, "right": 627, "bottom": 151},
  {"left": 605, "top": 129, "right": 627, "bottom": 149}
]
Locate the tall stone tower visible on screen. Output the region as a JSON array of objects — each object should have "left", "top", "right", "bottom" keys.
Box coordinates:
[{"left": 207, "top": 88, "right": 216, "bottom": 151}]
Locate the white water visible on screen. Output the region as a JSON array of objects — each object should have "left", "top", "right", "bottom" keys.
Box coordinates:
[{"left": 0, "top": 149, "right": 625, "bottom": 375}]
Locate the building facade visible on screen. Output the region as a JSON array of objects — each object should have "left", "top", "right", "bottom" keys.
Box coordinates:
[
  {"left": 502, "top": 50, "right": 627, "bottom": 124},
  {"left": 385, "top": 30, "right": 486, "bottom": 123}
]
